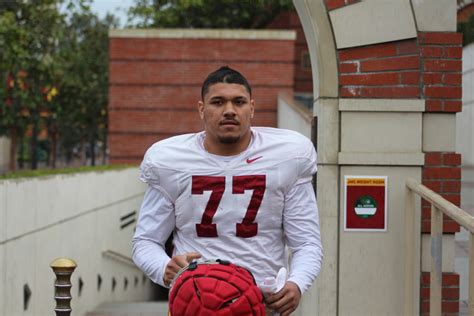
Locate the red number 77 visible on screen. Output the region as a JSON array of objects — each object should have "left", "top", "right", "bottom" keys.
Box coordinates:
[{"left": 192, "top": 175, "right": 266, "bottom": 238}]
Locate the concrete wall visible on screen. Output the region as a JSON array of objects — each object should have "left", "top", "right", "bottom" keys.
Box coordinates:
[
  {"left": 0, "top": 168, "right": 151, "bottom": 316},
  {"left": 457, "top": 43, "right": 474, "bottom": 210},
  {"left": 267, "top": 11, "right": 313, "bottom": 94},
  {"left": 455, "top": 41, "right": 474, "bottom": 306},
  {"left": 277, "top": 93, "right": 312, "bottom": 138},
  {"left": 0, "top": 137, "right": 10, "bottom": 172}
]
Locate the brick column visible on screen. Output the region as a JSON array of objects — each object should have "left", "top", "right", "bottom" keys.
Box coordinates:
[
  {"left": 338, "top": 39, "right": 420, "bottom": 99},
  {"left": 418, "top": 31, "right": 463, "bottom": 315},
  {"left": 421, "top": 272, "right": 460, "bottom": 315},
  {"left": 422, "top": 152, "right": 462, "bottom": 232}
]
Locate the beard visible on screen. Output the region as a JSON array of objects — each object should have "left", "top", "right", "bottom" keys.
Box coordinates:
[{"left": 218, "top": 134, "right": 240, "bottom": 144}]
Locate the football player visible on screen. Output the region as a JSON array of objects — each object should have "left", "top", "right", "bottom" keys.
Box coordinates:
[{"left": 133, "top": 66, "right": 323, "bottom": 315}]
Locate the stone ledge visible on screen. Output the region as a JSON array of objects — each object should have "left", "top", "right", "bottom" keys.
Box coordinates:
[
  {"left": 338, "top": 152, "right": 425, "bottom": 166},
  {"left": 87, "top": 302, "right": 169, "bottom": 316},
  {"left": 339, "top": 99, "right": 425, "bottom": 112},
  {"left": 109, "top": 28, "right": 296, "bottom": 40}
]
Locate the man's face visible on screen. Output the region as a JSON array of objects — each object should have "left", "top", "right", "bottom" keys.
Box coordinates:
[{"left": 198, "top": 82, "right": 254, "bottom": 149}]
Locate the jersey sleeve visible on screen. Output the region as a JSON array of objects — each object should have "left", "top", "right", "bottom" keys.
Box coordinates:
[
  {"left": 283, "top": 181, "right": 323, "bottom": 294},
  {"left": 139, "top": 143, "right": 176, "bottom": 202},
  {"left": 132, "top": 186, "right": 175, "bottom": 288},
  {"left": 294, "top": 138, "right": 317, "bottom": 186}
]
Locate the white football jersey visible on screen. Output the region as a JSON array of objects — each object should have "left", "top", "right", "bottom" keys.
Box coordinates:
[{"left": 139, "top": 127, "right": 317, "bottom": 286}]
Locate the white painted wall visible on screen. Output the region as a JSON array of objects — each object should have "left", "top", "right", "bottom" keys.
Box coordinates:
[
  {"left": 0, "top": 168, "right": 152, "bottom": 316},
  {"left": 277, "top": 94, "right": 318, "bottom": 315},
  {"left": 277, "top": 93, "right": 312, "bottom": 138},
  {"left": 457, "top": 43, "right": 474, "bottom": 210},
  {"left": 458, "top": 43, "right": 474, "bottom": 166},
  {"left": 0, "top": 137, "right": 10, "bottom": 172},
  {"left": 456, "top": 42, "right": 474, "bottom": 305}
]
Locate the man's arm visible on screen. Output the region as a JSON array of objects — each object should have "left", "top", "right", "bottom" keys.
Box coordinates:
[
  {"left": 284, "top": 181, "right": 323, "bottom": 292},
  {"left": 133, "top": 186, "right": 202, "bottom": 287},
  {"left": 132, "top": 186, "right": 175, "bottom": 287},
  {"left": 266, "top": 181, "right": 323, "bottom": 315}
]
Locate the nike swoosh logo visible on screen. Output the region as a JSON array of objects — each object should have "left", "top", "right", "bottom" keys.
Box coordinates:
[{"left": 246, "top": 156, "right": 263, "bottom": 164}]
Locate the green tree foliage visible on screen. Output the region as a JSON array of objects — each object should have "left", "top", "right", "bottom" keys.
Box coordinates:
[
  {"left": 57, "top": 5, "right": 117, "bottom": 166},
  {"left": 127, "top": 0, "right": 294, "bottom": 28},
  {"left": 458, "top": 14, "right": 474, "bottom": 47},
  {"left": 0, "top": 0, "right": 116, "bottom": 170},
  {"left": 0, "top": 0, "right": 64, "bottom": 169}
]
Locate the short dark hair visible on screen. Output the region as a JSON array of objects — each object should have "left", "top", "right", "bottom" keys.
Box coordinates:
[{"left": 201, "top": 66, "right": 252, "bottom": 99}]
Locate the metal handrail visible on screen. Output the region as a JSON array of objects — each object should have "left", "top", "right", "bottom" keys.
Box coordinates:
[
  {"left": 406, "top": 178, "right": 474, "bottom": 233},
  {"left": 102, "top": 249, "right": 140, "bottom": 269},
  {"left": 405, "top": 178, "right": 474, "bottom": 316}
]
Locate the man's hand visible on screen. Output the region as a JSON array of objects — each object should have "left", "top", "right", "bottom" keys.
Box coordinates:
[
  {"left": 265, "top": 281, "right": 301, "bottom": 316},
  {"left": 163, "top": 252, "right": 201, "bottom": 286}
]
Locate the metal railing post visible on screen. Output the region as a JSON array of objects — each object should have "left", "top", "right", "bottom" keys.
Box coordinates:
[
  {"left": 430, "top": 205, "right": 443, "bottom": 316},
  {"left": 50, "top": 258, "right": 77, "bottom": 316}
]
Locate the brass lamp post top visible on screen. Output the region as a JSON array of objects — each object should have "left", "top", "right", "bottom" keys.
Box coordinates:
[{"left": 50, "top": 258, "right": 77, "bottom": 269}]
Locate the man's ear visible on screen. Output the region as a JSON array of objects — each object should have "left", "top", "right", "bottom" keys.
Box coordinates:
[
  {"left": 198, "top": 101, "right": 205, "bottom": 120},
  {"left": 250, "top": 99, "right": 255, "bottom": 119}
]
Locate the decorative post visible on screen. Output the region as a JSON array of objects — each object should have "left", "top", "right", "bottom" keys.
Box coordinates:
[{"left": 50, "top": 258, "right": 77, "bottom": 316}]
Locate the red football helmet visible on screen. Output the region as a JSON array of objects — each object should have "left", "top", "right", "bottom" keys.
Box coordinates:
[{"left": 169, "top": 260, "right": 266, "bottom": 316}]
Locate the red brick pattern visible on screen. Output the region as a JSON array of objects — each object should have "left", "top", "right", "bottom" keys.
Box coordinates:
[
  {"left": 110, "top": 38, "right": 294, "bottom": 62},
  {"left": 109, "top": 61, "right": 294, "bottom": 86},
  {"left": 422, "top": 153, "right": 462, "bottom": 233},
  {"left": 417, "top": 32, "right": 463, "bottom": 311},
  {"left": 108, "top": 133, "right": 173, "bottom": 161},
  {"left": 458, "top": 3, "right": 474, "bottom": 23},
  {"left": 421, "top": 272, "right": 460, "bottom": 315},
  {"left": 109, "top": 86, "right": 291, "bottom": 111},
  {"left": 108, "top": 37, "right": 295, "bottom": 163},
  {"left": 108, "top": 110, "right": 276, "bottom": 135},
  {"left": 266, "top": 11, "right": 312, "bottom": 93},
  {"left": 419, "top": 32, "right": 463, "bottom": 112},
  {"left": 338, "top": 39, "right": 421, "bottom": 98}
]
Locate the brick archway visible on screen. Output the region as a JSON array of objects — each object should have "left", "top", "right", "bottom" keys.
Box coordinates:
[{"left": 294, "top": 1, "right": 462, "bottom": 315}]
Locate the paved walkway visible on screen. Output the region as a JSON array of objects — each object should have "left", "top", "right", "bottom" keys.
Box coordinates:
[{"left": 87, "top": 301, "right": 169, "bottom": 316}]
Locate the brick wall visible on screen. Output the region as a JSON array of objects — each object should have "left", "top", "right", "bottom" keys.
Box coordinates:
[
  {"left": 422, "top": 152, "right": 462, "bottom": 232},
  {"left": 419, "top": 32, "right": 463, "bottom": 112},
  {"left": 108, "top": 34, "right": 295, "bottom": 163},
  {"left": 457, "top": 2, "right": 474, "bottom": 23},
  {"left": 421, "top": 272, "right": 460, "bottom": 315},
  {"left": 420, "top": 32, "right": 463, "bottom": 236},
  {"left": 267, "top": 11, "right": 312, "bottom": 94},
  {"left": 338, "top": 39, "right": 421, "bottom": 98}
]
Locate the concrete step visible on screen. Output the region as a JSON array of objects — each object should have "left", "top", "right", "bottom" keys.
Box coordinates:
[{"left": 87, "top": 301, "right": 169, "bottom": 316}]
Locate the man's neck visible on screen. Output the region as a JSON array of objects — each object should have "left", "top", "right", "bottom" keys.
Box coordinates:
[{"left": 203, "top": 132, "right": 252, "bottom": 157}]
